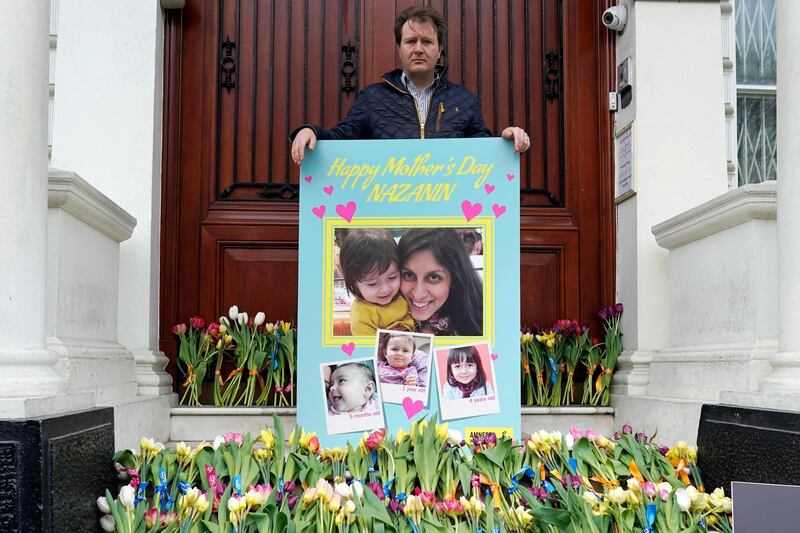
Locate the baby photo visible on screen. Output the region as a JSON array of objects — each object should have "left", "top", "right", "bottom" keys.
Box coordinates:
[
  {"left": 321, "top": 357, "right": 385, "bottom": 435},
  {"left": 374, "top": 329, "right": 434, "bottom": 405},
  {"left": 435, "top": 342, "right": 500, "bottom": 420}
]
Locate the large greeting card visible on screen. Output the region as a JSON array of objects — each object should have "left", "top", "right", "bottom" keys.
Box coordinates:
[{"left": 298, "top": 138, "right": 520, "bottom": 446}]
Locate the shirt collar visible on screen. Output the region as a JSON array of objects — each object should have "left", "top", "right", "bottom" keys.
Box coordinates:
[{"left": 401, "top": 70, "right": 438, "bottom": 94}]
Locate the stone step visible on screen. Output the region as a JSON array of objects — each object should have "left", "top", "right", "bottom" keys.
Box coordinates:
[{"left": 168, "top": 406, "right": 614, "bottom": 445}]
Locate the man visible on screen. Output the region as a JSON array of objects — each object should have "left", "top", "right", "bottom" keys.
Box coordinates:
[{"left": 290, "top": 6, "right": 530, "bottom": 165}]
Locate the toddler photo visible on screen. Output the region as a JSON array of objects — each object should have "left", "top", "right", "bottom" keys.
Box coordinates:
[
  {"left": 375, "top": 329, "right": 433, "bottom": 405},
  {"left": 321, "top": 357, "right": 385, "bottom": 435},
  {"left": 339, "top": 229, "right": 414, "bottom": 336},
  {"left": 435, "top": 342, "right": 499, "bottom": 420}
]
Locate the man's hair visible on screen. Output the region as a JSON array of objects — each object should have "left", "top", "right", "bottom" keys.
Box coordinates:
[
  {"left": 339, "top": 229, "right": 399, "bottom": 300},
  {"left": 394, "top": 6, "right": 446, "bottom": 46}
]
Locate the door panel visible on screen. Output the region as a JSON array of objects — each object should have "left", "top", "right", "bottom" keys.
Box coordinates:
[{"left": 160, "top": 0, "right": 615, "bottom": 382}]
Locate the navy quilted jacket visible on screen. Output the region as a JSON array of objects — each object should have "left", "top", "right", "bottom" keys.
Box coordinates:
[{"left": 293, "top": 67, "right": 492, "bottom": 140}]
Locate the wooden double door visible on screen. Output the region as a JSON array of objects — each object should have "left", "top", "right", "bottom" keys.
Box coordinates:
[{"left": 160, "top": 0, "right": 615, "bottom": 378}]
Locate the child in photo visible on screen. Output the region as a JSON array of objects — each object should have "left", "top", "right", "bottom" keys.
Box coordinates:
[
  {"left": 327, "top": 362, "right": 380, "bottom": 414},
  {"left": 376, "top": 332, "right": 429, "bottom": 387},
  {"left": 340, "top": 229, "right": 414, "bottom": 336},
  {"left": 442, "top": 345, "right": 494, "bottom": 400}
]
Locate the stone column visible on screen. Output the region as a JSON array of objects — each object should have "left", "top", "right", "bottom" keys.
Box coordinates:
[
  {"left": 760, "top": 0, "right": 800, "bottom": 396},
  {"left": 0, "top": 1, "right": 66, "bottom": 417}
]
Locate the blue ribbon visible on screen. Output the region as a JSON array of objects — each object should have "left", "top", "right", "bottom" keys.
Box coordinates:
[
  {"left": 371, "top": 450, "right": 377, "bottom": 466},
  {"left": 548, "top": 356, "right": 558, "bottom": 384},
  {"left": 178, "top": 481, "right": 190, "bottom": 494},
  {"left": 568, "top": 458, "right": 577, "bottom": 474},
  {"left": 155, "top": 467, "right": 174, "bottom": 511},
  {"left": 233, "top": 475, "right": 243, "bottom": 496},
  {"left": 697, "top": 518, "right": 706, "bottom": 528},
  {"left": 396, "top": 492, "right": 407, "bottom": 502},
  {"left": 509, "top": 466, "right": 536, "bottom": 494},
  {"left": 278, "top": 476, "right": 284, "bottom": 495},
  {"left": 134, "top": 481, "right": 150, "bottom": 506},
  {"left": 383, "top": 476, "right": 395, "bottom": 498},
  {"left": 542, "top": 480, "right": 555, "bottom": 493},
  {"left": 407, "top": 516, "right": 419, "bottom": 533},
  {"left": 642, "top": 502, "right": 656, "bottom": 533}
]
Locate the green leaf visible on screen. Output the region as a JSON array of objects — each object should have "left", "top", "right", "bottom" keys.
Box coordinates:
[{"left": 531, "top": 507, "right": 572, "bottom": 528}]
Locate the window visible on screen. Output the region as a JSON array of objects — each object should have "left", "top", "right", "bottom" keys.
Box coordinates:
[{"left": 734, "top": 0, "right": 777, "bottom": 186}]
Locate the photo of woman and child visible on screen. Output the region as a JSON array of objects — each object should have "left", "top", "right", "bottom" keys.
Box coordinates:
[
  {"left": 321, "top": 358, "right": 384, "bottom": 434},
  {"left": 334, "top": 227, "right": 484, "bottom": 337},
  {"left": 375, "top": 330, "right": 433, "bottom": 404},
  {"left": 436, "top": 343, "right": 500, "bottom": 420}
]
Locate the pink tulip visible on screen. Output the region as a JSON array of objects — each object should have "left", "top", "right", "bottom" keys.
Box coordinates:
[
  {"left": 172, "top": 323, "right": 187, "bottom": 335},
  {"left": 223, "top": 432, "right": 244, "bottom": 446},
  {"left": 207, "top": 322, "right": 221, "bottom": 338},
  {"left": 644, "top": 481, "right": 656, "bottom": 498},
  {"left": 585, "top": 428, "right": 597, "bottom": 441},
  {"left": 569, "top": 427, "right": 583, "bottom": 440},
  {"left": 190, "top": 316, "right": 205, "bottom": 330}
]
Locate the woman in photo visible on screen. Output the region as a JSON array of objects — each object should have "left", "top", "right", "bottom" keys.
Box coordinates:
[
  {"left": 398, "top": 228, "right": 483, "bottom": 336},
  {"left": 442, "top": 345, "right": 494, "bottom": 400}
]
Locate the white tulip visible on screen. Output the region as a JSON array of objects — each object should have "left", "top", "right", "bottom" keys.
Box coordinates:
[
  {"left": 351, "top": 479, "right": 364, "bottom": 499},
  {"left": 96, "top": 496, "right": 111, "bottom": 514},
  {"left": 220, "top": 316, "right": 230, "bottom": 328},
  {"left": 447, "top": 428, "right": 464, "bottom": 443},
  {"left": 675, "top": 488, "right": 691, "bottom": 512},
  {"left": 565, "top": 433, "right": 575, "bottom": 451},
  {"left": 334, "top": 482, "right": 352, "bottom": 499},
  {"left": 119, "top": 484, "right": 136, "bottom": 512},
  {"left": 238, "top": 312, "right": 249, "bottom": 326},
  {"left": 213, "top": 435, "right": 225, "bottom": 450},
  {"left": 99, "top": 513, "right": 116, "bottom": 532},
  {"left": 229, "top": 305, "right": 239, "bottom": 320},
  {"left": 254, "top": 312, "right": 266, "bottom": 326}
]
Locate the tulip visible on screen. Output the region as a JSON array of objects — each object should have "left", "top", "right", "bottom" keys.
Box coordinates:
[
  {"left": 254, "top": 311, "right": 266, "bottom": 326},
  {"left": 171, "top": 323, "right": 187, "bottom": 335},
  {"left": 223, "top": 432, "right": 244, "bottom": 446},
  {"left": 99, "top": 514, "right": 116, "bottom": 532},
  {"left": 229, "top": 305, "right": 239, "bottom": 320},
  {"left": 189, "top": 316, "right": 205, "bottom": 330},
  {"left": 607, "top": 487, "right": 627, "bottom": 505},
  {"left": 621, "top": 424, "right": 632, "bottom": 434},
  {"left": 238, "top": 312, "right": 249, "bottom": 326},
  {"left": 569, "top": 426, "right": 583, "bottom": 441},
  {"left": 614, "top": 303, "right": 624, "bottom": 316},
  {"left": 119, "top": 484, "right": 136, "bottom": 512},
  {"left": 565, "top": 433, "right": 575, "bottom": 450},
  {"left": 435, "top": 423, "right": 449, "bottom": 440},
  {"left": 585, "top": 428, "right": 597, "bottom": 441},
  {"left": 219, "top": 316, "right": 230, "bottom": 328},
  {"left": 351, "top": 479, "right": 364, "bottom": 499},
  {"left": 643, "top": 481, "right": 656, "bottom": 499},
  {"left": 259, "top": 428, "right": 276, "bottom": 449},
  {"left": 207, "top": 322, "right": 221, "bottom": 337},
  {"left": 334, "top": 482, "right": 351, "bottom": 499},
  {"left": 96, "top": 496, "right": 112, "bottom": 514},
  {"left": 675, "top": 488, "right": 691, "bottom": 511},
  {"left": 447, "top": 428, "right": 464, "bottom": 444}
]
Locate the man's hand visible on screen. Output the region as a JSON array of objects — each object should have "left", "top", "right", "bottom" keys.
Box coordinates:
[
  {"left": 291, "top": 127, "right": 317, "bottom": 165},
  {"left": 404, "top": 375, "right": 418, "bottom": 386},
  {"left": 501, "top": 126, "right": 530, "bottom": 153}
]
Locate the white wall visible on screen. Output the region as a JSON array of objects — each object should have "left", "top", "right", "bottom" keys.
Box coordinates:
[{"left": 50, "top": 0, "right": 169, "bottom": 394}]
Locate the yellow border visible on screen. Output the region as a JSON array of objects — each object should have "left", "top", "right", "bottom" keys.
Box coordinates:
[{"left": 322, "top": 216, "right": 495, "bottom": 347}]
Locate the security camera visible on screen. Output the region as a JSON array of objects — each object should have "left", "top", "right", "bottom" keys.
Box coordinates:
[{"left": 602, "top": 5, "right": 627, "bottom": 32}]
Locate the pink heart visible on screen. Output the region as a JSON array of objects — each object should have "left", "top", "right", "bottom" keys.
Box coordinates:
[
  {"left": 335, "top": 201, "right": 357, "bottom": 223},
  {"left": 461, "top": 200, "right": 482, "bottom": 222},
  {"left": 323, "top": 185, "right": 334, "bottom": 196},
  {"left": 304, "top": 176, "right": 313, "bottom": 183},
  {"left": 507, "top": 173, "right": 515, "bottom": 181},
  {"left": 312, "top": 205, "right": 326, "bottom": 219},
  {"left": 491, "top": 353, "right": 500, "bottom": 361},
  {"left": 492, "top": 204, "right": 507, "bottom": 218},
  {"left": 340, "top": 342, "right": 355, "bottom": 356},
  {"left": 484, "top": 184, "right": 495, "bottom": 194},
  {"left": 401, "top": 397, "right": 424, "bottom": 419}
]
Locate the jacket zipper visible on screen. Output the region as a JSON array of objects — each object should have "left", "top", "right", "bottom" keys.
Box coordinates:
[
  {"left": 383, "top": 77, "right": 436, "bottom": 139},
  {"left": 435, "top": 101, "right": 445, "bottom": 133}
]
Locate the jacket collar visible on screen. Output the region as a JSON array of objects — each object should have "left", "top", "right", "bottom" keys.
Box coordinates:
[{"left": 382, "top": 64, "right": 449, "bottom": 94}]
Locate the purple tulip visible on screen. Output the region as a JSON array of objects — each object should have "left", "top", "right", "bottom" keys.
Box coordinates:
[
  {"left": 368, "top": 481, "right": 385, "bottom": 501},
  {"left": 598, "top": 308, "right": 609, "bottom": 321},
  {"left": 287, "top": 495, "right": 299, "bottom": 509},
  {"left": 621, "top": 424, "right": 633, "bottom": 434},
  {"left": 485, "top": 432, "right": 497, "bottom": 446},
  {"left": 659, "top": 445, "right": 669, "bottom": 456},
  {"left": 635, "top": 432, "right": 648, "bottom": 444},
  {"left": 388, "top": 498, "right": 404, "bottom": 513},
  {"left": 612, "top": 432, "right": 620, "bottom": 441},
  {"left": 614, "top": 303, "right": 624, "bottom": 316}
]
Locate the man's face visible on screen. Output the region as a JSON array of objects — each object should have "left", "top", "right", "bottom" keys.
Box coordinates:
[{"left": 397, "top": 19, "right": 443, "bottom": 82}]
